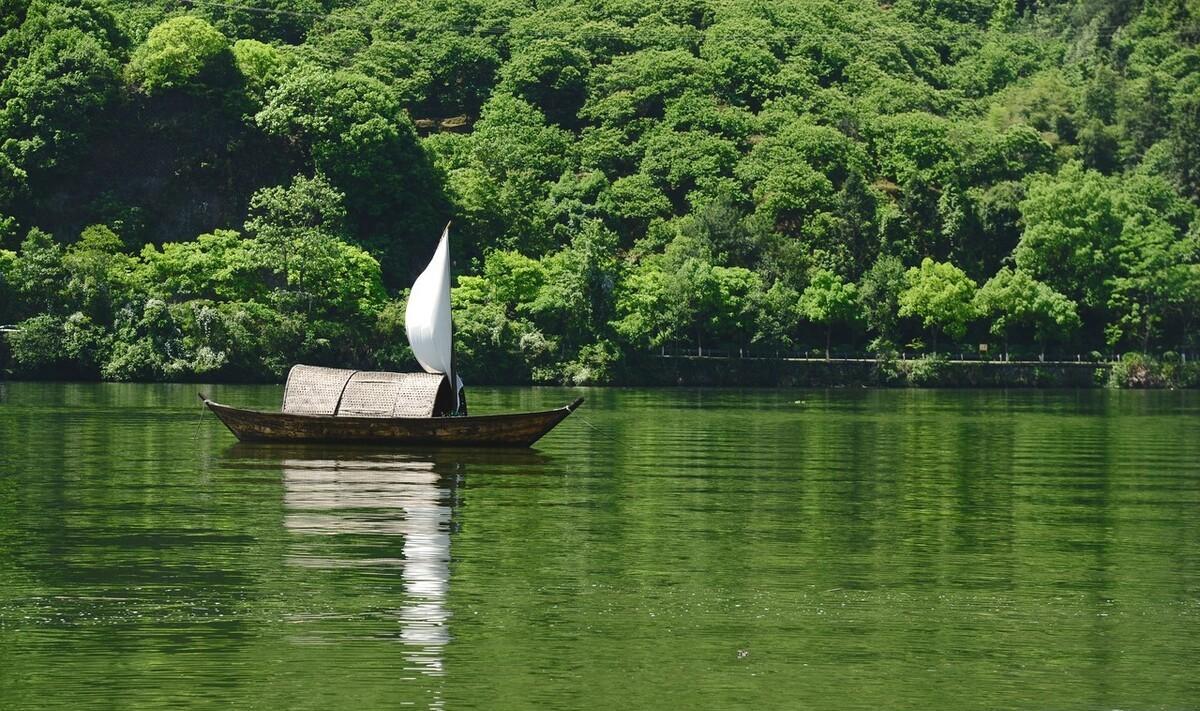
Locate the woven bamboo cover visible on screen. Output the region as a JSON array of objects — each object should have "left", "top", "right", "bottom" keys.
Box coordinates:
[
  {"left": 282, "top": 365, "right": 356, "bottom": 415},
  {"left": 339, "top": 371, "right": 445, "bottom": 418},
  {"left": 281, "top": 364, "right": 447, "bottom": 418}
]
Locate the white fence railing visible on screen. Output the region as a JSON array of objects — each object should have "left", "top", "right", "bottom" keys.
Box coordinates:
[{"left": 651, "top": 346, "right": 1196, "bottom": 364}]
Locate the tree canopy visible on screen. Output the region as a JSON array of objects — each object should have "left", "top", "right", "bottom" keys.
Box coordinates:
[{"left": 2, "top": 0, "right": 1200, "bottom": 383}]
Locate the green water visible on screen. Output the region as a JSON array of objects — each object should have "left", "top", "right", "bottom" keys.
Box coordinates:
[{"left": 1, "top": 383, "right": 1198, "bottom": 710}]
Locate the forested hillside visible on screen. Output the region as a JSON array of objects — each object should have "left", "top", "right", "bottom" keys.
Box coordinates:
[{"left": 1, "top": 0, "right": 1198, "bottom": 383}]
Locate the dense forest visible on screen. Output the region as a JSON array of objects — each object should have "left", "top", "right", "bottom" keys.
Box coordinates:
[{"left": 1, "top": 0, "right": 1198, "bottom": 384}]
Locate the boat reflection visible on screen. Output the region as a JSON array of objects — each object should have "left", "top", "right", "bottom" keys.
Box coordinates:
[
  {"left": 222, "top": 443, "right": 550, "bottom": 683},
  {"left": 281, "top": 455, "right": 454, "bottom": 676}
]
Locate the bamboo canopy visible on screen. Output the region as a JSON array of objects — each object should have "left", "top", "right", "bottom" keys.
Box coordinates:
[{"left": 281, "top": 365, "right": 453, "bottom": 418}]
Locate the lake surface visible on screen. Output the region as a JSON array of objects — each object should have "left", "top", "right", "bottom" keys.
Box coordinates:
[{"left": 1, "top": 383, "right": 1198, "bottom": 710}]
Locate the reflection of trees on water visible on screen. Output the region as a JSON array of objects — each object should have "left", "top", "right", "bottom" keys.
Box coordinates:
[{"left": 281, "top": 456, "right": 455, "bottom": 679}]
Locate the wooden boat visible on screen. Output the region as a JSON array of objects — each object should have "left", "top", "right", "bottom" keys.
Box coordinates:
[
  {"left": 200, "top": 392, "right": 584, "bottom": 447},
  {"left": 202, "top": 225, "right": 584, "bottom": 448}
]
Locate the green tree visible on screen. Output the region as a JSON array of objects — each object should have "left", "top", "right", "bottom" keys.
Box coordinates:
[
  {"left": 232, "top": 39, "right": 287, "bottom": 104},
  {"left": 498, "top": 39, "right": 589, "bottom": 126},
  {"left": 611, "top": 255, "right": 677, "bottom": 349},
  {"left": 602, "top": 173, "right": 672, "bottom": 241},
  {"left": 741, "top": 120, "right": 878, "bottom": 276},
  {"left": 529, "top": 221, "right": 620, "bottom": 356},
  {"left": 753, "top": 280, "right": 803, "bottom": 350},
  {"left": 1169, "top": 77, "right": 1200, "bottom": 199},
  {"left": 134, "top": 230, "right": 266, "bottom": 304},
  {"left": 898, "top": 257, "right": 978, "bottom": 353},
  {"left": 612, "top": 232, "right": 751, "bottom": 354},
  {"left": 1106, "top": 220, "right": 1200, "bottom": 351},
  {"left": 1078, "top": 119, "right": 1120, "bottom": 174},
  {"left": 1117, "top": 70, "right": 1171, "bottom": 161},
  {"left": 0, "top": 248, "right": 17, "bottom": 323},
  {"left": 701, "top": 19, "right": 781, "bottom": 110},
  {"left": 126, "top": 16, "right": 233, "bottom": 95},
  {"left": 973, "top": 267, "right": 1080, "bottom": 357},
  {"left": 1015, "top": 163, "right": 1124, "bottom": 315},
  {"left": 0, "top": 28, "right": 120, "bottom": 202},
  {"left": 582, "top": 49, "right": 711, "bottom": 129},
  {"left": 63, "top": 224, "right": 132, "bottom": 320},
  {"left": 639, "top": 127, "right": 740, "bottom": 207},
  {"left": 709, "top": 265, "right": 762, "bottom": 350},
  {"left": 245, "top": 173, "right": 384, "bottom": 316},
  {"left": 441, "top": 94, "right": 570, "bottom": 255},
  {"left": 199, "top": 0, "right": 321, "bottom": 45},
  {"left": 7, "top": 313, "right": 67, "bottom": 374},
  {"left": 2, "top": 0, "right": 1200, "bottom": 382},
  {"left": 448, "top": 248, "right": 553, "bottom": 379},
  {"left": 871, "top": 112, "right": 954, "bottom": 187},
  {"left": 256, "top": 65, "right": 444, "bottom": 281},
  {"left": 0, "top": 0, "right": 125, "bottom": 75},
  {"left": 10, "top": 228, "right": 65, "bottom": 314},
  {"left": 353, "top": 39, "right": 430, "bottom": 106},
  {"left": 798, "top": 269, "right": 859, "bottom": 358},
  {"left": 8, "top": 309, "right": 110, "bottom": 378},
  {"left": 415, "top": 34, "right": 499, "bottom": 118},
  {"left": 857, "top": 254, "right": 907, "bottom": 343}
]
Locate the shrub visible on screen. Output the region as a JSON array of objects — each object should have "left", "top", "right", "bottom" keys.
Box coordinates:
[
  {"left": 560, "top": 339, "right": 621, "bottom": 385},
  {"left": 903, "top": 354, "right": 950, "bottom": 386},
  {"left": 8, "top": 314, "right": 66, "bottom": 375},
  {"left": 7, "top": 311, "right": 107, "bottom": 377},
  {"left": 1103, "top": 353, "right": 1198, "bottom": 389},
  {"left": 101, "top": 338, "right": 158, "bottom": 381},
  {"left": 1107, "top": 352, "right": 1166, "bottom": 388},
  {"left": 62, "top": 312, "right": 110, "bottom": 373}
]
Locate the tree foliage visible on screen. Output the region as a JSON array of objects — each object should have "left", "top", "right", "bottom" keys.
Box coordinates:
[
  {"left": 798, "top": 269, "right": 859, "bottom": 357},
  {"left": 898, "top": 258, "right": 978, "bottom": 351},
  {"left": 2, "top": 0, "right": 1200, "bottom": 383},
  {"left": 126, "top": 16, "right": 233, "bottom": 95},
  {"left": 974, "top": 267, "right": 1080, "bottom": 353}
]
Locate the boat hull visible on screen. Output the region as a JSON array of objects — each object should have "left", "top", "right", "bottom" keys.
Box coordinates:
[{"left": 201, "top": 395, "right": 583, "bottom": 448}]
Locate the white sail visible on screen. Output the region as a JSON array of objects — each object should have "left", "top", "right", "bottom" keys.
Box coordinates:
[{"left": 406, "top": 226, "right": 463, "bottom": 406}]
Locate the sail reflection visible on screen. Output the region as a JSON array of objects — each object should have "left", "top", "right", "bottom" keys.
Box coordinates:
[{"left": 281, "top": 455, "right": 455, "bottom": 677}]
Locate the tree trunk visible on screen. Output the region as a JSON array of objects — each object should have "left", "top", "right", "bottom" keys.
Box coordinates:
[
  {"left": 825, "top": 324, "right": 832, "bottom": 360},
  {"left": 1142, "top": 309, "right": 1152, "bottom": 353}
]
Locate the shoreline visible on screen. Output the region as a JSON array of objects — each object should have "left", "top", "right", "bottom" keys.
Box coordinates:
[
  {"left": 3, "top": 356, "right": 1196, "bottom": 389},
  {"left": 622, "top": 355, "right": 1110, "bottom": 388}
]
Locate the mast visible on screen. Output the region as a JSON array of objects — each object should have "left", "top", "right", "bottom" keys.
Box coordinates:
[
  {"left": 448, "top": 316, "right": 458, "bottom": 413},
  {"left": 445, "top": 222, "right": 458, "bottom": 413}
]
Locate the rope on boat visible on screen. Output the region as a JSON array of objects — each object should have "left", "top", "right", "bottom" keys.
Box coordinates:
[
  {"left": 571, "top": 413, "right": 621, "bottom": 443},
  {"left": 192, "top": 397, "right": 209, "bottom": 440}
]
